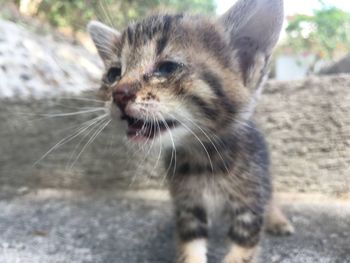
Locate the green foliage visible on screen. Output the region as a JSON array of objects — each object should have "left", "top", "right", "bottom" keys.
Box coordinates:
[
  {"left": 25, "top": 0, "right": 216, "bottom": 33},
  {"left": 284, "top": 5, "right": 350, "bottom": 60}
]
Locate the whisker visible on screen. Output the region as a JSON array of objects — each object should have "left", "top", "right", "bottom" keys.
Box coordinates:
[
  {"left": 99, "top": 0, "right": 116, "bottom": 28},
  {"left": 65, "top": 116, "right": 109, "bottom": 170},
  {"left": 130, "top": 112, "right": 156, "bottom": 186},
  {"left": 154, "top": 116, "right": 163, "bottom": 171},
  {"left": 39, "top": 108, "right": 106, "bottom": 117},
  {"left": 33, "top": 114, "right": 108, "bottom": 166},
  {"left": 181, "top": 115, "right": 230, "bottom": 174},
  {"left": 68, "top": 118, "right": 111, "bottom": 169},
  {"left": 168, "top": 113, "right": 214, "bottom": 173},
  {"left": 58, "top": 97, "right": 106, "bottom": 103},
  {"left": 159, "top": 114, "right": 177, "bottom": 181},
  {"left": 15, "top": 108, "right": 105, "bottom": 118},
  {"left": 145, "top": 112, "right": 160, "bottom": 185}
]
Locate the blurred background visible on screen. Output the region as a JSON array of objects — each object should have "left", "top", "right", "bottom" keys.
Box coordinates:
[
  {"left": 0, "top": 1, "right": 349, "bottom": 262},
  {"left": 2, "top": 0, "right": 350, "bottom": 80}
]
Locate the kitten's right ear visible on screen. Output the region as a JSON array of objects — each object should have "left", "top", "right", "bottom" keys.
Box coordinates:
[
  {"left": 87, "top": 21, "right": 121, "bottom": 66},
  {"left": 220, "top": 0, "right": 284, "bottom": 88}
]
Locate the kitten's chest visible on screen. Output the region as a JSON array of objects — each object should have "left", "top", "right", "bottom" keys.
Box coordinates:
[
  {"left": 202, "top": 182, "right": 226, "bottom": 218},
  {"left": 165, "top": 139, "right": 235, "bottom": 178}
]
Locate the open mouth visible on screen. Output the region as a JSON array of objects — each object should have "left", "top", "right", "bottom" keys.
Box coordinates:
[{"left": 121, "top": 114, "right": 179, "bottom": 139}]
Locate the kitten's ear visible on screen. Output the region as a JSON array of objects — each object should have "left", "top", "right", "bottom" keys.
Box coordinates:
[
  {"left": 220, "top": 0, "right": 284, "bottom": 87},
  {"left": 87, "top": 21, "right": 122, "bottom": 66}
]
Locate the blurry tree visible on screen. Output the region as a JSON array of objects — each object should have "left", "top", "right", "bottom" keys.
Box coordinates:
[
  {"left": 11, "top": 0, "right": 215, "bottom": 36},
  {"left": 283, "top": 4, "right": 350, "bottom": 73}
]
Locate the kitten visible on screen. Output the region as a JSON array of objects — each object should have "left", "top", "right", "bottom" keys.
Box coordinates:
[{"left": 88, "top": 0, "right": 294, "bottom": 262}]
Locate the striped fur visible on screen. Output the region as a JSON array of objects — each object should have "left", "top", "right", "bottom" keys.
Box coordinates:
[{"left": 88, "top": 1, "right": 293, "bottom": 262}]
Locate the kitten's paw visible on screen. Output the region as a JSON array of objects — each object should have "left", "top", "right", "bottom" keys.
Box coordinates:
[
  {"left": 265, "top": 202, "right": 295, "bottom": 236},
  {"left": 223, "top": 244, "right": 258, "bottom": 263},
  {"left": 177, "top": 239, "right": 207, "bottom": 263},
  {"left": 265, "top": 219, "right": 295, "bottom": 236}
]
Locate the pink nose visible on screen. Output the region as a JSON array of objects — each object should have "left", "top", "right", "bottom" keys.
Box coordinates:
[{"left": 113, "top": 84, "right": 137, "bottom": 111}]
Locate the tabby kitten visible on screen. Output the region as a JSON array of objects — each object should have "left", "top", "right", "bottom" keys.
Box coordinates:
[{"left": 88, "top": 0, "right": 294, "bottom": 262}]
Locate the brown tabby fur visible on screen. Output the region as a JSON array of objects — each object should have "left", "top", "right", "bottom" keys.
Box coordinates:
[{"left": 88, "top": 0, "right": 294, "bottom": 262}]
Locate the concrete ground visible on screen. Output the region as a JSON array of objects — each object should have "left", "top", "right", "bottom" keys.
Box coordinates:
[{"left": 0, "top": 188, "right": 349, "bottom": 263}]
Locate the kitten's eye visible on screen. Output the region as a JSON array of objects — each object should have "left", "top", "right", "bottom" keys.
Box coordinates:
[
  {"left": 106, "top": 67, "right": 121, "bottom": 83},
  {"left": 155, "top": 61, "right": 182, "bottom": 77}
]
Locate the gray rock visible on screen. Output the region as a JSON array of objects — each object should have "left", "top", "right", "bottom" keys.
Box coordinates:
[
  {"left": 319, "top": 55, "right": 350, "bottom": 75},
  {"left": 0, "top": 189, "right": 349, "bottom": 263},
  {"left": 0, "top": 19, "right": 102, "bottom": 99}
]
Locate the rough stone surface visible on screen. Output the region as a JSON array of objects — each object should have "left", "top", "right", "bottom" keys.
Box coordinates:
[
  {"left": 0, "top": 189, "right": 349, "bottom": 263},
  {"left": 256, "top": 75, "right": 350, "bottom": 197},
  {"left": 319, "top": 55, "right": 350, "bottom": 75},
  {"left": 1, "top": 75, "right": 349, "bottom": 196},
  {"left": 0, "top": 95, "right": 161, "bottom": 189},
  {"left": 0, "top": 19, "right": 102, "bottom": 99}
]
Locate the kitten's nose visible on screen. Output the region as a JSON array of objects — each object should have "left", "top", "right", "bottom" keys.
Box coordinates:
[{"left": 113, "top": 84, "right": 137, "bottom": 110}]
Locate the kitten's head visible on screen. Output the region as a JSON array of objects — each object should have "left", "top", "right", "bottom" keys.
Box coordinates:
[{"left": 88, "top": 0, "right": 283, "bottom": 145}]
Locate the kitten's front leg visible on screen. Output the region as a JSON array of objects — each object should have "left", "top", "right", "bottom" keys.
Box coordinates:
[
  {"left": 177, "top": 238, "right": 207, "bottom": 263},
  {"left": 223, "top": 208, "right": 263, "bottom": 263},
  {"left": 173, "top": 194, "right": 208, "bottom": 263}
]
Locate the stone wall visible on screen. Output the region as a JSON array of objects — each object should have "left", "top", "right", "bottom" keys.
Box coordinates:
[
  {"left": 0, "top": 96, "right": 160, "bottom": 190},
  {"left": 256, "top": 75, "right": 350, "bottom": 196},
  {"left": 1, "top": 75, "right": 349, "bottom": 197},
  {"left": 0, "top": 19, "right": 349, "bottom": 197}
]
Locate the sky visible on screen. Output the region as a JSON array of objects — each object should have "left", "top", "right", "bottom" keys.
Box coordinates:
[{"left": 216, "top": 0, "right": 350, "bottom": 15}]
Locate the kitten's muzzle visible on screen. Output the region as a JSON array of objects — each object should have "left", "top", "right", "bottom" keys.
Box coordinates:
[
  {"left": 112, "top": 83, "right": 137, "bottom": 111},
  {"left": 112, "top": 83, "right": 179, "bottom": 140}
]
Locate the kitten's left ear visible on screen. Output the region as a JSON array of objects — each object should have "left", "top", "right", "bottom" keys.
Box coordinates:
[
  {"left": 87, "top": 21, "right": 122, "bottom": 66},
  {"left": 220, "top": 0, "right": 284, "bottom": 87}
]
